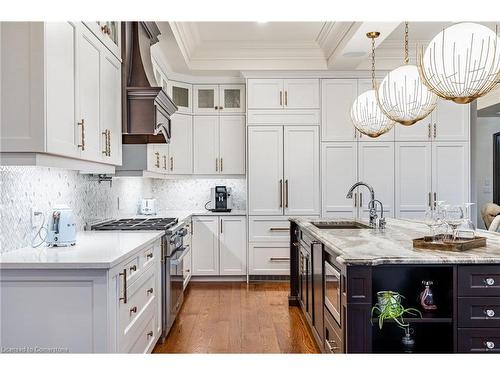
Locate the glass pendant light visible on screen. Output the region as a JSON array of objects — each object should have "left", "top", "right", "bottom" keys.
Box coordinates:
[
  {"left": 418, "top": 22, "right": 500, "bottom": 104},
  {"left": 377, "top": 22, "right": 438, "bottom": 126},
  {"left": 351, "top": 32, "right": 395, "bottom": 138}
]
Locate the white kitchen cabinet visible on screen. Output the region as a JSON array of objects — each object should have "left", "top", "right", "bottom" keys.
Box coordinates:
[
  {"left": 395, "top": 142, "right": 432, "bottom": 219},
  {"left": 434, "top": 100, "right": 470, "bottom": 141},
  {"left": 358, "top": 142, "right": 395, "bottom": 218},
  {"left": 219, "top": 84, "right": 245, "bottom": 113},
  {"left": 248, "top": 216, "right": 291, "bottom": 242},
  {"left": 147, "top": 144, "right": 169, "bottom": 174},
  {"left": 249, "top": 242, "right": 290, "bottom": 275},
  {"left": 168, "top": 81, "right": 192, "bottom": 114},
  {"left": 193, "top": 84, "right": 245, "bottom": 114},
  {"left": 321, "top": 79, "right": 358, "bottom": 141},
  {"left": 219, "top": 217, "right": 247, "bottom": 275},
  {"left": 192, "top": 216, "right": 220, "bottom": 275},
  {"left": 193, "top": 115, "right": 245, "bottom": 175},
  {"left": 219, "top": 116, "right": 246, "bottom": 174},
  {"left": 284, "top": 126, "right": 320, "bottom": 215},
  {"left": 169, "top": 113, "right": 193, "bottom": 174},
  {"left": 394, "top": 115, "right": 433, "bottom": 142},
  {"left": 322, "top": 142, "right": 358, "bottom": 218},
  {"left": 248, "top": 126, "right": 284, "bottom": 215},
  {"left": 194, "top": 85, "right": 219, "bottom": 114},
  {"left": 432, "top": 142, "right": 470, "bottom": 206},
  {"left": 247, "top": 78, "right": 319, "bottom": 109},
  {"left": 193, "top": 116, "right": 219, "bottom": 174}
]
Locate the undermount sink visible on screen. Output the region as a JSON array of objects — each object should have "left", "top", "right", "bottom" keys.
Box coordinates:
[{"left": 312, "top": 221, "right": 371, "bottom": 230}]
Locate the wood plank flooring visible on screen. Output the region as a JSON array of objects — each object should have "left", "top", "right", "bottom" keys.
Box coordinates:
[{"left": 153, "top": 282, "right": 320, "bottom": 354}]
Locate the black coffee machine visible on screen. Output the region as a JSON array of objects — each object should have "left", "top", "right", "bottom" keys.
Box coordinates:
[{"left": 207, "top": 186, "right": 233, "bottom": 212}]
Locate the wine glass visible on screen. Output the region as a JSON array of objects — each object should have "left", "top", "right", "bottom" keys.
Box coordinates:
[
  {"left": 424, "top": 208, "right": 441, "bottom": 242},
  {"left": 460, "top": 203, "right": 476, "bottom": 239},
  {"left": 445, "top": 205, "right": 464, "bottom": 241}
]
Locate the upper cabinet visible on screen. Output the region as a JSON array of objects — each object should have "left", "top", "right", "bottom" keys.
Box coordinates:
[
  {"left": 321, "top": 79, "right": 358, "bottom": 141},
  {"left": 168, "top": 81, "right": 192, "bottom": 114},
  {"left": 0, "top": 22, "right": 122, "bottom": 169},
  {"left": 83, "top": 22, "right": 121, "bottom": 61},
  {"left": 194, "top": 84, "right": 245, "bottom": 114},
  {"left": 248, "top": 79, "right": 319, "bottom": 110}
]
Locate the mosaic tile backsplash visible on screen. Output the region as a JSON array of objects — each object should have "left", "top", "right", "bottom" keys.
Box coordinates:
[{"left": 0, "top": 166, "right": 246, "bottom": 253}]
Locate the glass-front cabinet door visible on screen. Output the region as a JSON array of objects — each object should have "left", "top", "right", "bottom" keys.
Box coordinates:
[
  {"left": 168, "top": 81, "right": 192, "bottom": 114},
  {"left": 194, "top": 85, "right": 219, "bottom": 114},
  {"left": 219, "top": 84, "right": 245, "bottom": 114}
]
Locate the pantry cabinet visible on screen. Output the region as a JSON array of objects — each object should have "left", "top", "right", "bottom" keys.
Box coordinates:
[
  {"left": 193, "top": 115, "right": 245, "bottom": 175},
  {"left": 0, "top": 22, "right": 122, "bottom": 169},
  {"left": 191, "top": 216, "right": 246, "bottom": 276},
  {"left": 194, "top": 84, "right": 245, "bottom": 114},
  {"left": 247, "top": 79, "right": 319, "bottom": 109}
]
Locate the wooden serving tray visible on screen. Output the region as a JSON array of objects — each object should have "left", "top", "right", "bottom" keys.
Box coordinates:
[{"left": 413, "top": 236, "right": 487, "bottom": 252}]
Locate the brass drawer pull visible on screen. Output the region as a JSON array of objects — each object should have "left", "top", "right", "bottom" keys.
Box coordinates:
[
  {"left": 129, "top": 265, "right": 137, "bottom": 272},
  {"left": 130, "top": 306, "right": 137, "bottom": 314},
  {"left": 284, "top": 90, "right": 288, "bottom": 106},
  {"left": 119, "top": 269, "right": 127, "bottom": 304},
  {"left": 280, "top": 91, "right": 283, "bottom": 106},
  {"left": 147, "top": 331, "right": 154, "bottom": 338},
  {"left": 147, "top": 287, "right": 154, "bottom": 295},
  {"left": 78, "top": 119, "right": 85, "bottom": 150},
  {"left": 269, "top": 227, "right": 289, "bottom": 232},
  {"left": 270, "top": 257, "right": 290, "bottom": 262}
]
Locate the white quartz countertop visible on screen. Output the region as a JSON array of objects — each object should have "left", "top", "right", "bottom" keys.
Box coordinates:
[
  {"left": 0, "top": 231, "right": 164, "bottom": 270},
  {"left": 291, "top": 217, "right": 500, "bottom": 266}
]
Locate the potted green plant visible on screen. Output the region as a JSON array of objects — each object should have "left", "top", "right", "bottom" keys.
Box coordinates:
[{"left": 371, "top": 291, "right": 422, "bottom": 329}]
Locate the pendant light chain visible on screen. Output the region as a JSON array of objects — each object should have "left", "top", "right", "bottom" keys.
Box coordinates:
[
  {"left": 404, "top": 21, "right": 409, "bottom": 64},
  {"left": 371, "top": 35, "right": 376, "bottom": 89}
]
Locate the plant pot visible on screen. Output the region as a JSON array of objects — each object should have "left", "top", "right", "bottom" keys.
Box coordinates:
[{"left": 377, "top": 291, "right": 401, "bottom": 311}]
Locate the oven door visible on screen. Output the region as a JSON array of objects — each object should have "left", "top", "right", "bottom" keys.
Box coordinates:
[
  {"left": 169, "top": 246, "right": 189, "bottom": 321},
  {"left": 324, "top": 261, "right": 341, "bottom": 325}
]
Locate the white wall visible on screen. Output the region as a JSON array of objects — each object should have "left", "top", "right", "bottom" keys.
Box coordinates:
[{"left": 474, "top": 117, "right": 500, "bottom": 228}]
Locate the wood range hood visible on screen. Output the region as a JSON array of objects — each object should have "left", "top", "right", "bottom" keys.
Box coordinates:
[{"left": 122, "top": 22, "right": 177, "bottom": 144}]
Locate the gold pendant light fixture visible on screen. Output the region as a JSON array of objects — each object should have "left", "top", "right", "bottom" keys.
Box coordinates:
[
  {"left": 377, "top": 22, "right": 438, "bottom": 126},
  {"left": 418, "top": 22, "right": 500, "bottom": 104},
  {"left": 351, "top": 32, "right": 395, "bottom": 138}
]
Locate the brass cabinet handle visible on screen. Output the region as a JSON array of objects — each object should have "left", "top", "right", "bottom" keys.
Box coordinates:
[
  {"left": 433, "top": 123, "right": 437, "bottom": 138},
  {"left": 147, "top": 287, "right": 154, "bottom": 295},
  {"left": 147, "top": 331, "right": 153, "bottom": 338},
  {"left": 163, "top": 155, "right": 167, "bottom": 170},
  {"left": 428, "top": 192, "right": 432, "bottom": 208},
  {"left": 354, "top": 192, "right": 358, "bottom": 207},
  {"left": 285, "top": 179, "right": 289, "bottom": 208},
  {"left": 155, "top": 152, "right": 160, "bottom": 168},
  {"left": 269, "top": 227, "right": 289, "bottom": 232},
  {"left": 360, "top": 192, "right": 363, "bottom": 207},
  {"left": 433, "top": 192, "right": 437, "bottom": 209},
  {"left": 102, "top": 130, "right": 108, "bottom": 155},
  {"left": 107, "top": 130, "right": 111, "bottom": 156},
  {"left": 428, "top": 123, "right": 432, "bottom": 139},
  {"left": 279, "top": 179, "right": 283, "bottom": 208},
  {"left": 130, "top": 306, "right": 137, "bottom": 314},
  {"left": 78, "top": 119, "right": 85, "bottom": 150},
  {"left": 270, "top": 257, "right": 290, "bottom": 262},
  {"left": 216, "top": 158, "right": 219, "bottom": 172},
  {"left": 284, "top": 90, "right": 288, "bottom": 106},
  {"left": 146, "top": 252, "right": 153, "bottom": 260},
  {"left": 220, "top": 158, "right": 223, "bottom": 172},
  {"left": 170, "top": 156, "right": 174, "bottom": 171},
  {"left": 280, "top": 91, "right": 283, "bottom": 106},
  {"left": 220, "top": 218, "right": 223, "bottom": 234},
  {"left": 129, "top": 265, "right": 137, "bottom": 272},
  {"left": 119, "top": 269, "right": 127, "bottom": 303}
]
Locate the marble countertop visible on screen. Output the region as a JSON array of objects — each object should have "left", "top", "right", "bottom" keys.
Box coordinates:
[
  {"left": 291, "top": 217, "right": 500, "bottom": 266},
  {"left": 0, "top": 231, "right": 164, "bottom": 270},
  {"left": 116, "top": 209, "right": 247, "bottom": 224}
]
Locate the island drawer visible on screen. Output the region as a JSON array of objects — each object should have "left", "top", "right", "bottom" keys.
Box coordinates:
[
  {"left": 458, "top": 328, "right": 500, "bottom": 353},
  {"left": 458, "top": 297, "right": 500, "bottom": 328},
  {"left": 249, "top": 216, "right": 290, "bottom": 242},
  {"left": 248, "top": 242, "right": 290, "bottom": 275},
  {"left": 324, "top": 307, "right": 343, "bottom": 354},
  {"left": 458, "top": 265, "right": 500, "bottom": 296}
]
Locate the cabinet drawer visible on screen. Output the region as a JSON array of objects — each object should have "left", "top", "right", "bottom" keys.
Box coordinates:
[
  {"left": 458, "top": 265, "right": 500, "bottom": 296},
  {"left": 128, "top": 312, "right": 157, "bottom": 353},
  {"left": 119, "top": 265, "right": 157, "bottom": 344},
  {"left": 458, "top": 297, "right": 500, "bottom": 328},
  {"left": 458, "top": 328, "right": 500, "bottom": 353},
  {"left": 249, "top": 243, "right": 290, "bottom": 275},
  {"left": 249, "top": 216, "right": 290, "bottom": 242},
  {"left": 139, "top": 244, "right": 156, "bottom": 270},
  {"left": 324, "top": 307, "right": 343, "bottom": 354},
  {"left": 123, "top": 256, "right": 141, "bottom": 285}
]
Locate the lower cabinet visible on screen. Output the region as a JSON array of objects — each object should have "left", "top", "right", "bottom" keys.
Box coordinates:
[{"left": 191, "top": 216, "right": 246, "bottom": 276}]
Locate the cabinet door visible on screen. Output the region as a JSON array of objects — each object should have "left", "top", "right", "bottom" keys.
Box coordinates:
[
  {"left": 395, "top": 142, "right": 432, "bottom": 219},
  {"left": 168, "top": 81, "right": 192, "bottom": 114},
  {"left": 157, "top": 144, "right": 169, "bottom": 173},
  {"left": 434, "top": 100, "right": 470, "bottom": 141},
  {"left": 219, "top": 84, "right": 245, "bottom": 113},
  {"left": 248, "top": 126, "right": 284, "bottom": 215},
  {"left": 193, "top": 85, "right": 219, "bottom": 114},
  {"left": 247, "top": 79, "right": 284, "bottom": 109},
  {"left": 100, "top": 50, "right": 122, "bottom": 165},
  {"left": 284, "top": 126, "right": 320, "bottom": 215},
  {"left": 283, "top": 79, "right": 319, "bottom": 109},
  {"left": 78, "top": 26, "right": 101, "bottom": 161},
  {"left": 394, "top": 114, "right": 433, "bottom": 141},
  {"left": 358, "top": 142, "right": 395, "bottom": 218},
  {"left": 193, "top": 116, "right": 219, "bottom": 174},
  {"left": 322, "top": 142, "right": 358, "bottom": 218},
  {"left": 321, "top": 79, "right": 358, "bottom": 141},
  {"left": 169, "top": 113, "right": 193, "bottom": 174},
  {"left": 45, "top": 22, "right": 79, "bottom": 158},
  {"left": 432, "top": 142, "right": 470, "bottom": 206},
  {"left": 192, "top": 216, "right": 220, "bottom": 275},
  {"left": 219, "top": 116, "right": 245, "bottom": 174},
  {"left": 147, "top": 144, "right": 160, "bottom": 172},
  {"left": 219, "top": 217, "right": 247, "bottom": 275}
]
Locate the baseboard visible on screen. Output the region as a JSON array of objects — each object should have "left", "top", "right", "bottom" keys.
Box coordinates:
[
  {"left": 190, "top": 276, "right": 247, "bottom": 282},
  {"left": 249, "top": 275, "right": 290, "bottom": 281}
]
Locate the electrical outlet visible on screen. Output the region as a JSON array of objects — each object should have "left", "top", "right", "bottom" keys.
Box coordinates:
[{"left": 30, "top": 208, "right": 44, "bottom": 229}]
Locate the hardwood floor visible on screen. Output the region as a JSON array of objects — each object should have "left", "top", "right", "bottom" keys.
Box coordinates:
[{"left": 153, "top": 282, "right": 320, "bottom": 354}]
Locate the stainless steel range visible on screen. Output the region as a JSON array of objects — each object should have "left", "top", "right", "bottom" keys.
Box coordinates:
[{"left": 92, "top": 217, "right": 188, "bottom": 341}]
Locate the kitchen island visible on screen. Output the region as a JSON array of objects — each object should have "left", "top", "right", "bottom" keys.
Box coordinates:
[{"left": 289, "top": 218, "right": 500, "bottom": 354}]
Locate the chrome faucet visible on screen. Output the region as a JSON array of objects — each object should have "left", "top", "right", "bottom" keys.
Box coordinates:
[{"left": 346, "top": 181, "right": 384, "bottom": 229}]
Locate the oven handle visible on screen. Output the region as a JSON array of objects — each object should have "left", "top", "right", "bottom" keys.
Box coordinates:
[{"left": 171, "top": 245, "right": 190, "bottom": 266}]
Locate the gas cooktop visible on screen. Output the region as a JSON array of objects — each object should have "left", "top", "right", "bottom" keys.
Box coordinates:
[{"left": 92, "top": 217, "right": 178, "bottom": 231}]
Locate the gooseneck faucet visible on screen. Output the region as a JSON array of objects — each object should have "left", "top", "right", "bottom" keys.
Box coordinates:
[{"left": 346, "top": 181, "right": 383, "bottom": 229}]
